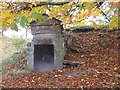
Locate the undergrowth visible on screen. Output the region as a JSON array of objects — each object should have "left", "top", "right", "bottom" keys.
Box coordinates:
[
  {"left": 2, "top": 48, "right": 32, "bottom": 78},
  {"left": 1, "top": 36, "right": 32, "bottom": 78},
  {"left": 11, "top": 38, "right": 26, "bottom": 49}
]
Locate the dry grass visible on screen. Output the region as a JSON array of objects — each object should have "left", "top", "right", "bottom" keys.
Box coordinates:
[
  {"left": 0, "top": 36, "right": 17, "bottom": 63},
  {"left": 1, "top": 35, "right": 32, "bottom": 79}
]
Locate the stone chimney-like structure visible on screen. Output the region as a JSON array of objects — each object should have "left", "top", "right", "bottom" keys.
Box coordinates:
[{"left": 27, "top": 15, "right": 65, "bottom": 71}]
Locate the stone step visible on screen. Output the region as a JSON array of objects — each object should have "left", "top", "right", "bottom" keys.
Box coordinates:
[{"left": 63, "top": 59, "right": 86, "bottom": 68}]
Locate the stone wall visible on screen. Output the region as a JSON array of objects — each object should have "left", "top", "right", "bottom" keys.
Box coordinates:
[{"left": 27, "top": 16, "right": 65, "bottom": 71}]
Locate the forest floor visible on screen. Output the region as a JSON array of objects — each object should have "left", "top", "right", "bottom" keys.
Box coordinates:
[{"left": 2, "top": 28, "right": 120, "bottom": 88}]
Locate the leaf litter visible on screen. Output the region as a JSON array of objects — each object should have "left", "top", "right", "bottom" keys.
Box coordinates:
[{"left": 2, "top": 29, "right": 120, "bottom": 88}]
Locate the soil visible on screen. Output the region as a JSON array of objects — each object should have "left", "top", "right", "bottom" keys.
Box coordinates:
[{"left": 2, "top": 29, "right": 120, "bottom": 88}]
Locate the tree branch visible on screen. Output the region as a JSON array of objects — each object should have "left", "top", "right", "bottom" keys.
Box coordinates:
[
  {"left": 14, "top": 2, "right": 70, "bottom": 13},
  {"left": 14, "top": 1, "right": 110, "bottom": 23},
  {"left": 95, "top": 2, "right": 110, "bottom": 22},
  {"left": 36, "top": 2, "right": 70, "bottom": 7},
  {"left": 95, "top": 2, "right": 104, "bottom": 8},
  {"left": 100, "top": 10, "right": 110, "bottom": 22}
]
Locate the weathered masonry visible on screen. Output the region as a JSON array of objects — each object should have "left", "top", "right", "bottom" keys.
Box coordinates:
[{"left": 27, "top": 15, "right": 65, "bottom": 71}]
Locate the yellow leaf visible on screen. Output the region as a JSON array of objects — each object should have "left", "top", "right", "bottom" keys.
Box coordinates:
[
  {"left": 1, "top": 22, "right": 8, "bottom": 30},
  {"left": 90, "top": 8, "right": 100, "bottom": 16},
  {"left": 94, "top": 11, "right": 99, "bottom": 16},
  {"left": 2, "top": 10, "right": 11, "bottom": 18},
  {"left": 91, "top": 21, "right": 99, "bottom": 29},
  {"left": 109, "top": 21, "right": 118, "bottom": 30},
  {"left": 31, "top": 7, "right": 41, "bottom": 13},
  {"left": 84, "top": 2, "right": 94, "bottom": 10},
  {"left": 32, "top": 2, "right": 39, "bottom": 6},
  {"left": 29, "top": 4, "right": 33, "bottom": 8},
  {"left": 109, "top": 16, "right": 118, "bottom": 30},
  {"left": 80, "top": 11, "right": 88, "bottom": 18},
  {"left": 111, "top": 16, "right": 117, "bottom": 21},
  {"left": 21, "top": 11, "right": 30, "bottom": 18},
  {"left": 96, "top": 8, "right": 102, "bottom": 13},
  {"left": 61, "top": 21, "right": 66, "bottom": 25},
  {"left": 86, "top": 5, "right": 93, "bottom": 10},
  {"left": 109, "top": 22, "right": 114, "bottom": 30},
  {"left": 7, "top": 17, "right": 14, "bottom": 23},
  {"left": 81, "top": 20, "right": 86, "bottom": 25},
  {"left": 40, "top": 6, "right": 48, "bottom": 13},
  {"left": 2, "top": 2, "right": 9, "bottom": 7},
  {"left": 90, "top": 54, "right": 95, "bottom": 56},
  {"left": 25, "top": 81, "right": 29, "bottom": 82},
  {"left": 38, "top": 77, "right": 41, "bottom": 80}
]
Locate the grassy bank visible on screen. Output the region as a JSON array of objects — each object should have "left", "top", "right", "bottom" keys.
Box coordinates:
[{"left": 1, "top": 35, "right": 32, "bottom": 77}]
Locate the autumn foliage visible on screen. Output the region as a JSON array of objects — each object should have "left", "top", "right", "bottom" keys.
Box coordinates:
[{"left": 0, "top": 0, "right": 119, "bottom": 31}]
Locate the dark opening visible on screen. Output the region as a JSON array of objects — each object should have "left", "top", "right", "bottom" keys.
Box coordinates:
[{"left": 34, "top": 45, "right": 54, "bottom": 71}]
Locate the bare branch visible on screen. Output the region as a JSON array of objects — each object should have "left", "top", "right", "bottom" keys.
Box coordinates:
[
  {"left": 95, "top": 2, "right": 110, "bottom": 22},
  {"left": 36, "top": 2, "right": 70, "bottom": 6}
]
